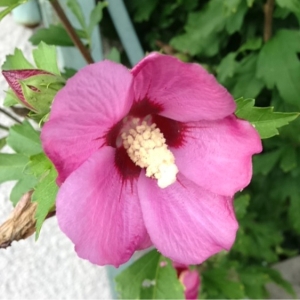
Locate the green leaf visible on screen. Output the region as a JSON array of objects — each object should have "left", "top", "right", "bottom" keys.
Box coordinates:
[
  {"left": 67, "top": 0, "right": 86, "bottom": 31},
  {"left": 130, "top": 0, "right": 159, "bottom": 22},
  {"left": 274, "top": 6, "right": 291, "bottom": 19},
  {"left": 0, "top": 0, "right": 27, "bottom": 6},
  {"left": 170, "top": 0, "right": 246, "bottom": 56},
  {"left": 280, "top": 146, "right": 297, "bottom": 172},
  {"left": 240, "top": 265, "right": 296, "bottom": 299},
  {"left": 27, "top": 153, "right": 58, "bottom": 238},
  {"left": 234, "top": 194, "right": 250, "bottom": 219},
  {"left": 25, "top": 153, "right": 53, "bottom": 178},
  {"left": 253, "top": 149, "right": 283, "bottom": 175},
  {"left": 1, "top": 48, "right": 33, "bottom": 70},
  {"left": 32, "top": 166, "right": 58, "bottom": 239},
  {"left": 239, "top": 266, "right": 270, "bottom": 299},
  {"left": 3, "top": 90, "right": 19, "bottom": 107},
  {"left": 235, "top": 98, "right": 299, "bottom": 139},
  {"left": 6, "top": 120, "right": 42, "bottom": 156},
  {"left": 276, "top": 0, "right": 300, "bottom": 21},
  {"left": 231, "top": 54, "right": 264, "bottom": 99},
  {"left": 115, "top": 250, "right": 184, "bottom": 299},
  {"left": 0, "top": 3, "right": 19, "bottom": 20},
  {"left": 32, "top": 42, "right": 60, "bottom": 75},
  {"left": 10, "top": 175, "right": 37, "bottom": 206},
  {"left": 62, "top": 68, "right": 77, "bottom": 79},
  {"left": 217, "top": 52, "right": 237, "bottom": 83},
  {"left": 0, "top": 153, "right": 28, "bottom": 183},
  {"left": 238, "top": 37, "right": 262, "bottom": 52},
  {"left": 223, "top": 0, "right": 241, "bottom": 13},
  {"left": 106, "top": 47, "right": 121, "bottom": 63},
  {"left": 224, "top": 0, "right": 248, "bottom": 34},
  {"left": 265, "top": 268, "right": 296, "bottom": 298},
  {"left": 170, "top": 0, "right": 225, "bottom": 56},
  {"left": 0, "top": 137, "right": 6, "bottom": 150},
  {"left": 30, "top": 25, "right": 74, "bottom": 46},
  {"left": 286, "top": 179, "right": 300, "bottom": 233},
  {"left": 87, "top": 1, "right": 107, "bottom": 36},
  {"left": 180, "top": 0, "right": 198, "bottom": 11},
  {"left": 202, "top": 268, "right": 245, "bottom": 299},
  {"left": 257, "top": 30, "right": 300, "bottom": 107},
  {"left": 233, "top": 221, "right": 282, "bottom": 262}
]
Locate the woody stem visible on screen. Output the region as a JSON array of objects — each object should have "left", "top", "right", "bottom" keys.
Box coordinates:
[{"left": 49, "top": 0, "right": 94, "bottom": 64}]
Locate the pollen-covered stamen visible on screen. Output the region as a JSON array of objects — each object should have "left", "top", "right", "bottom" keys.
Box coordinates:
[{"left": 121, "top": 119, "right": 178, "bottom": 188}]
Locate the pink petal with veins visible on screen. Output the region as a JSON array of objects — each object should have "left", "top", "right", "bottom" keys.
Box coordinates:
[
  {"left": 138, "top": 172, "right": 238, "bottom": 265},
  {"left": 41, "top": 60, "right": 134, "bottom": 183},
  {"left": 132, "top": 53, "right": 236, "bottom": 122},
  {"left": 172, "top": 115, "right": 262, "bottom": 196},
  {"left": 56, "top": 147, "right": 147, "bottom": 267}
]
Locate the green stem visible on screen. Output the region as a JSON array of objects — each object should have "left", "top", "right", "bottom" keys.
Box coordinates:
[{"left": 49, "top": 0, "right": 94, "bottom": 64}]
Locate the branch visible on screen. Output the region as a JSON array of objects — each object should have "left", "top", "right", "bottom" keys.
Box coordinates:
[
  {"left": 155, "top": 40, "right": 176, "bottom": 55},
  {"left": 0, "top": 192, "right": 55, "bottom": 248},
  {"left": 49, "top": 0, "right": 94, "bottom": 64},
  {"left": 0, "top": 108, "right": 22, "bottom": 124},
  {"left": 263, "top": 0, "right": 275, "bottom": 42},
  {"left": 0, "top": 124, "right": 9, "bottom": 131},
  {"left": 0, "top": 192, "right": 36, "bottom": 248}
]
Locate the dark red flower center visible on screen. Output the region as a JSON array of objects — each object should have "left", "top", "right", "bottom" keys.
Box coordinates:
[{"left": 106, "top": 99, "right": 186, "bottom": 182}]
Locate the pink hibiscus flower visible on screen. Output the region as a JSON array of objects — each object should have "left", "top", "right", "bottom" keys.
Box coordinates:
[{"left": 41, "top": 53, "right": 262, "bottom": 267}]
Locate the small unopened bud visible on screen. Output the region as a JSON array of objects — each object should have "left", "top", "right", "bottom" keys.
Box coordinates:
[{"left": 2, "top": 69, "right": 65, "bottom": 115}]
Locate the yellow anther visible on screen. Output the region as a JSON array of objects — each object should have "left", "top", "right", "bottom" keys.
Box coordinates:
[{"left": 122, "top": 119, "right": 178, "bottom": 188}]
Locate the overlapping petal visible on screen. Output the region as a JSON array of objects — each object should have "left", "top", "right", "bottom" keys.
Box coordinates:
[
  {"left": 180, "top": 270, "right": 200, "bottom": 300},
  {"left": 131, "top": 53, "right": 236, "bottom": 122},
  {"left": 137, "top": 173, "right": 238, "bottom": 265},
  {"left": 49, "top": 60, "right": 134, "bottom": 122},
  {"left": 42, "top": 117, "right": 105, "bottom": 184},
  {"left": 56, "top": 147, "right": 148, "bottom": 267},
  {"left": 172, "top": 116, "right": 262, "bottom": 196},
  {"left": 41, "top": 60, "right": 134, "bottom": 183}
]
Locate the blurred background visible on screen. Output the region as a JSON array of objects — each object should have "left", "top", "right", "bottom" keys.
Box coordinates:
[{"left": 1, "top": 0, "right": 300, "bottom": 298}]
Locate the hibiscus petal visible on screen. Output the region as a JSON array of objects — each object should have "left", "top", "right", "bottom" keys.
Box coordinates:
[
  {"left": 131, "top": 53, "right": 235, "bottom": 122},
  {"left": 50, "top": 60, "right": 133, "bottom": 122},
  {"left": 172, "top": 116, "right": 262, "bottom": 196},
  {"left": 41, "top": 60, "right": 134, "bottom": 183},
  {"left": 138, "top": 173, "right": 238, "bottom": 265},
  {"left": 42, "top": 118, "right": 105, "bottom": 185},
  {"left": 56, "top": 146, "right": 148, "bottom": 267},
  {"left": 136, "top": 232, "right": 152, "bottom": 250}
]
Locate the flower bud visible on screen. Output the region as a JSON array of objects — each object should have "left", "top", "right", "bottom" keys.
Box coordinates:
[{"left": 2, "top": 69, "right": 65, "bottom": 114}]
